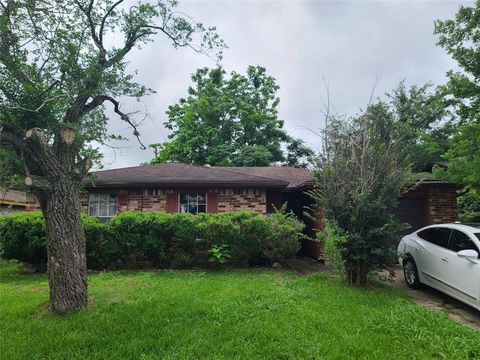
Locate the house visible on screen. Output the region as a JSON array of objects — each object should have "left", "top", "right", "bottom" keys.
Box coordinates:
[
  {"left": 0, "top": 188, "right": 27, "bottom": 215},
  {"left": 26, "top": 162, "right": 458, "bottom": 257}
]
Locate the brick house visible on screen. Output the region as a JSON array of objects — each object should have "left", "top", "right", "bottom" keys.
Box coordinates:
[
  {"left": 26, "top": 163, "right": 458, "bottom": 257},
  {"left": 0, "top": 188, "right": 27, "bottom": 215}
]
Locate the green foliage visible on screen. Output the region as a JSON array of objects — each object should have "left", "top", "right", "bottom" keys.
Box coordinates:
[
  {"left": 260, "top": 210, "right": 304, "bottom": 264},
  {"left": 457, "top": 189, "right": 480, "bottom": 224},
  {"left": 385, "top": 81, "right": 455, "bottom": 172},
  {"left": 435, "top": 1, "right": 480, "bottom": 125},
  {"left": 0, "top": 0, "right": 224, "bottom": 186},
  {"left": 0, "top": 210, "right": 304, "bottom": 269},
  {"left": 0, "top": 212, "right": 46, "bottom": 266},
  {"left": 107, "top": 212, "right": 172, "bottom": 266},
  {"left": 312, "top": 106, "right": 410, "bottom": 286},
  {"left": 0, "top": 212, "right": 108, "bottom": 268},
  {"left": 151, "top": 66, "right": 314, "bottom": 168},
  {"left": 433, "top": 2, "right": 480, "bottom": 189},
  {"left": 208, "top": 244, "right": 231, "bottom": 264},
  {"left": 317, "top": 220, "right": 346, "bottom": 272},
  {"left": 433, "top": 122, "right": 480, "bottom": 190},
  {"left": 82, "top": 214, "right": 116, "bottom": 270}
]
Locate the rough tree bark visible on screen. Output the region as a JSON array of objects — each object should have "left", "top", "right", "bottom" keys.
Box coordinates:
[
  {"left": 23, "top": 127, "right": 90, "bottom": 314},
  {"left": 38, "top": 181, "right": 88, "bottom": 314}
]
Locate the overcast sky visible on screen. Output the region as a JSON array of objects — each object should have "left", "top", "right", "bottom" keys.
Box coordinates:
[{"left": 98, "top": 0, "right": 472, "bottom": 169}]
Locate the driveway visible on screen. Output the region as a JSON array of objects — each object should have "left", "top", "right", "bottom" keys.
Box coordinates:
[
  {"left": 288, "top": 257, "right": 480, "bottom": 329},
  {"left": 387, "top": 266, "right": 480, "bottom": 330}
]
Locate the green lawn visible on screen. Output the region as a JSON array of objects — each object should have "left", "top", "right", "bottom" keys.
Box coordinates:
[{"left": 1, "top": 260, "right": 479, "bottom": 360}]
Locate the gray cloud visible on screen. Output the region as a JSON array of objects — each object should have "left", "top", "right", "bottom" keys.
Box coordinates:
[{"left": 97, "top": 0, "right": 472, "bottom": 169}]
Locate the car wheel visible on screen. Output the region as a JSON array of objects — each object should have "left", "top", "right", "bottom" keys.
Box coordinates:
[{"left": 403, "top": 257, "right": 422, "bottom": 289}]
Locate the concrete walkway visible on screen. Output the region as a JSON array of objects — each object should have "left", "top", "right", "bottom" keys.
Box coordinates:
[{"left": 287, "top": 257, "right": 480, "bottom": 330}]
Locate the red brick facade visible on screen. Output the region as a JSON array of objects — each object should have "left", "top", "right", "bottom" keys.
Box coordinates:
[
  {"left": 28, "top": 187, "right": 268, "bottom": 215},
  {"left": 427, "top": 186, "right": 458, "bottom": 224}
]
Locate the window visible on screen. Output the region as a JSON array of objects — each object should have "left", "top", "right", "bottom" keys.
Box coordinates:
[
  {"left": 417, "top": 227, "right": 451, "bottom": 248},
  {"left": 448, "top": 230, "right": 479, "bottom": 254},
  {"left": 179, "top": 193, "right": 206, "bottom": 214},
  {"left": 88, "top": 193, "right": 118, "bottom": 222}
]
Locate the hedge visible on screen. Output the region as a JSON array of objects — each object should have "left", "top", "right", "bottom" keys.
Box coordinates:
[{"left": 0, "top": 210, "right": 304, "bottom": 270}]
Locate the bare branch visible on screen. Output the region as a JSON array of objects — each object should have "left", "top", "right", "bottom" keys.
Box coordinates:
[{"left": 84, "top": 95, "right": 146, "bottom": 149}]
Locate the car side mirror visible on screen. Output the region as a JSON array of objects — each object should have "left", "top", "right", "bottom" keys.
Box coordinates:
[{"left": 457, "top": 249, "right": 479, "bottom": 260}]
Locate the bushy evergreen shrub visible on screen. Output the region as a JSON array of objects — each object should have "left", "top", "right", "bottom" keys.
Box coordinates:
[{"left": 0, "top": 210, "right": 304, "bottom": 269}]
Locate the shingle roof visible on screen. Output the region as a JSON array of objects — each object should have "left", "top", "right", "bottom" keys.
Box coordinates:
[
  {"left": 211, "top": 166, "right": 314, "bottom": 190},
  {"left": 86, "top": 163, "right": 314, "bottom": 190}
]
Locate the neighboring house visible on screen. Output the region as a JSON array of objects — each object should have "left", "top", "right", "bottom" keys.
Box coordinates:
[
  {"left": 26, "top": 163, "right": 458, "bottom": 257},
  {"left": 0, "top": 188, "right": 27, "bottom": 215}
]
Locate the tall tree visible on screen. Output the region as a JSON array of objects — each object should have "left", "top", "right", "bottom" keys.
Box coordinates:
[
  {"left": 385, "top": 81, "right": 455, "bottom": 172},
  {"left": 0, "top": 0, "right": 224, "bottom": 314},
  {"left": 433, "top": 1, "right": 480, "bottom": 190},
  {"left": 151, "top": 66, "right": 314, "bottom": 167}
]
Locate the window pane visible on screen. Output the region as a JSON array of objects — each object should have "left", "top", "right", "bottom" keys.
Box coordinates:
[
  {"left": 449, "top": 230, "right": 479, "bottom": 253},
  {"left": 197, "top": 194, "right": 206, "bottom": 204},
  {"left": 430, "top": 228, "right": 451, "bottom": 248},
  {"left": 89, "top": 193, "right": 117, "bottom": 218},
  {"left": 179, "top": 193, "right": 206, "bottom": 214},
  {"left": 418, "top": 228, "right": 451, "bottom": 248},
  {"left": 180, "top": 194, "right": 189, "bottom": 204}
]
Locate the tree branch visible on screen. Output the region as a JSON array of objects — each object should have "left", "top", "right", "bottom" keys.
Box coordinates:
[
  {"left": 99, "top": 0, "right": 125, "bottom": 43},
  {"left": 25, "top": 175, "right": 52, "bottom": 192},
  {"left": 83, "top": 95, "right": 146, "bottom": 149}
]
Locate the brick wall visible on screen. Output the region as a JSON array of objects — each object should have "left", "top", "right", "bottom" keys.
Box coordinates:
[
  {"left": 125, "top": 189, "right": 167, "bottom": 212},
  {"left": 215, "top": 188, "right": 266, "bottom": 214},
  {"left": 427, "top": 186, "right": 457, "bottom": 224},
  {"left": 26, "top": 187, "right": 268, "bottom": 215}
]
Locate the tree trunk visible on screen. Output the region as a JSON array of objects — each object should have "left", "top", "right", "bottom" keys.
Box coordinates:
[
  {"left": 346, "top": 260, "right": 369, "bottom": 287},
  {"left": 39, "top": 180, "right": 88, "bottom": 314}
]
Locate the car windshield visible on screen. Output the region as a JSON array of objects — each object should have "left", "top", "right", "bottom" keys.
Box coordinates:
[{"left": 475, "top": 233, "right": 480, "bottom": 241}]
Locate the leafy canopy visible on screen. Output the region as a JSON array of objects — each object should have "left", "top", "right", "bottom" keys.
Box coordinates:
[
  {"left": 150, "top": 66, "right": 314, "bottom": 167},
  {"left": 385, "top": 81, "right": 456, "bottom": 172},
  {"left": 0, "top": 0, "right": 225, "bottom": 186},
  {"left": 433, "top": 1, "right": 480, "bottom": 190}
]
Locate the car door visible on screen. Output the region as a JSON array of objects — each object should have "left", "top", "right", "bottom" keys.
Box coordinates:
[
  {"left": 442, "top": 229, "right": 480, "bottom": 304},
  {"left": 414, "top": 227, "right": 452, "bottom": 287}
]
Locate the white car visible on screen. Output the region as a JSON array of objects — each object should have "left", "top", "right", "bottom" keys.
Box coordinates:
[{"left": 398, "top": 223, "right": 480, "bottom": 311}]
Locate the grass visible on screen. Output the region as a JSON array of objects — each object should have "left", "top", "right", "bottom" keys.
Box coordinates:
[{"left": 1, "top": 260, "right": 479, "bottom": 360}]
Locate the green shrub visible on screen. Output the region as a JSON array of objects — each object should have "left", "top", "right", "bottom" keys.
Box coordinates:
[
  {"left": 318, "top": 220, "right": 346, "bottom": 272},
  {"left": 168, "top": 212, "right": 200, "bottom": 253},
  {"left": 0, "top": 212, "right": 46, "bottom": 266},
  {"left": 107, "top": 212, "right": 172, "bottom": 266},
  {"left": 82, "top": 215, "right": 113, "bottom": 269},
  {"left": 0, "top": 210, "right": 305, "bottom": 269},
  {"left": 261, "top": 211, "right": 304, "bottom": 264}
]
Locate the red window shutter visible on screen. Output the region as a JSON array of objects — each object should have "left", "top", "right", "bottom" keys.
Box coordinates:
[
  {"left": 207, "top": 192, "right": 218, "bottom": 213},
  {"left": 165, "top": 192, "right": 178, "bottom": 213}
]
